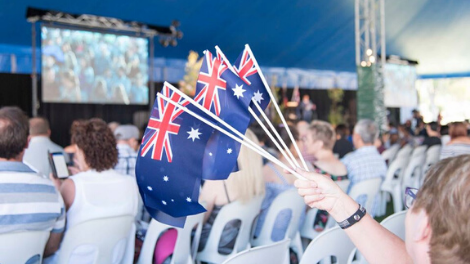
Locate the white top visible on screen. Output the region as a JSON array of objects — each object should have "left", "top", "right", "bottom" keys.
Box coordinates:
[
  {"left": 66, "top": 169, "right": 139, "bottom": 230},
  {"left": 23, "top": 136, "right": 68, "bottom": 178}
]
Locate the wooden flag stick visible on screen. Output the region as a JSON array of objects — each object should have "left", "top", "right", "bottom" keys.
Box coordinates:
[
  {"left": 245, "top": 44, "right": 310, "bottom": 171},
  {"left": 215, "top": 45, "right": 298, "bottom": 169},
  {"left": 164, "top": 82, "right": 292, "bottom": 170},
  {"left": 158, "top": 93, "right": 307, "bottom": 180}
]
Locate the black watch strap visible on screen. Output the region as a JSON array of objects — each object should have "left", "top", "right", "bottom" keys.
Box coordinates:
[{"left": 337, "top": 204, "right": 366, "bottom": 229}]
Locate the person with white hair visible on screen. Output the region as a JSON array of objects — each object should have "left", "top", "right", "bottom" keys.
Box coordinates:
[
  {"left": 340, "top": 119, "right": 387, "bottom": 216},
  {"left": 114, "top": 124, "right": 140, "bottom": 177}
]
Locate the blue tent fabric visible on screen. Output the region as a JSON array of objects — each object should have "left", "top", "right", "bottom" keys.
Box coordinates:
[{"left": 0, "top": 0, "right": 469, "bottom": 78}]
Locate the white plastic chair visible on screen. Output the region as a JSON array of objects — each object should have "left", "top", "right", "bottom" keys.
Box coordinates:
[
  {"left": 300, "top": 226, "right": 355, "bottom": 264},
  {"left": 347, "top": 210, "right": 408, "bottom": 264},
  {"left": 0, "top": 230, "right": 50, "bottom": 264},
  {"left": 410, "top": 145, "right": 427, "bottom": 160},
  {"left": 222, "top": 239, "right": 290, "bottom": 264},
  {"left": 348, "top": 178, "right": 382, "bottom": 215},
  {"left": 380, "top": 157, "right": 409, "bottom": 214},
  {"left": 58, "top": 215, "right": 135, "bottom": 264},
  {"left": 138, "top": 213, "right": 204, "bottom": 264},
  {"left": 381, "top": 144, "right": 400, "bottom": 165},
  {"left": 196, "top": 195, "right": 264, "bottom": 264},
  {"left": 380, "top": 210, "right": 407, "bottom": 241},
  {"left": 401, "top": 152, "right": 426, "bottom": 198},
  {"left": 420, "top": 145, "right": 441, "bottom": 186},
  {"left": 251, "top": 189, "right": 306, "bottom": 260},
  {"left": 395, "top": 145, "right": 413, "bottom": 160}
]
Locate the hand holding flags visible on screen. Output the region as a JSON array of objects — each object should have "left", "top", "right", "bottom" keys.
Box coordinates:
[{"left": 136, "top": 45, "right": 308, "bottom": 227}]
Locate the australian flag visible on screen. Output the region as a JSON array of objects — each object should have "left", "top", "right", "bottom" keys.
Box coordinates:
[
  {"left": 195, "top": 50, "right": 254, "bottom": 180},
  {"left": 234, "top": 45, "right": 271, "bottom": 121},
  {"left": 136, "top": 83, "right": 214, "bottom": 227}
]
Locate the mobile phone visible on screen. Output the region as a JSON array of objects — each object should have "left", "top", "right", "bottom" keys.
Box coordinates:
[{"left": 48, "top": 151, "right": 70, "bottom": 179}]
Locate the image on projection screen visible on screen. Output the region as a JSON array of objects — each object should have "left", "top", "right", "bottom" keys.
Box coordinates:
[{"left": 41, "top": 26, "right": 149, "bottom": 104}]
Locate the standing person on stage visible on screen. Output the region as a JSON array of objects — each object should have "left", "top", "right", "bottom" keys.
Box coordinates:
[
  {"left": 298, "top": 94, "right": 317, "bottom": 123},
  {"left": 23, "top": 117, "right": 69, "bottom": 177},
  {"left": 341, "top": 119, "right": 386, "bottom": 217}
]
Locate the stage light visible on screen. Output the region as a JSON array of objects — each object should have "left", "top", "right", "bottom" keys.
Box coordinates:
[
  {"left": 360, "top": 61, "right": 367, "bottom": 67},
  {"left": 170, "top": 39, "right": 177, "bottom": 47},
  {"left": 366, "top": 49, "right": 373, "bottom": 56},
  {"left": 369, "top": 56, "right": 376, "bottom": 63}
]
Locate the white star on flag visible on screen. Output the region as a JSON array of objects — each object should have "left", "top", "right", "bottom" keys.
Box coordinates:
[
  {"left": 186, "top": 197, "right": 192, "bottom": 202},
  {"left": 162, "top": 200, "right": 167, "bottom": 205},
  {"left": 187, "top": 127, "right": 202, "bottom": 142},
  {"left": 163, "top": 176, "right": 169, "bottom": 182},
  {"left": 171, "top": 199, "right": 174, "bottom": 202},
  {"left": 252, "top": 90, "right": 264, "bottom": 104},
  {"left": 227, "top": 148, "right": 233, "bottom": 154},
  {"left": 232, "top": 84, "right": 246, "bottom": 99},
  {"left": 147, "top": 186, "right": 153, "bottom": 191},
  {"left": 209, "top": 152, "right": 213, "bottom": 156}
]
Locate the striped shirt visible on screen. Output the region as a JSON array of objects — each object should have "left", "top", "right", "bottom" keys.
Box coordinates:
[
  {"left": 0, "top": 161, "right": 65, "bottom": 234},
  {"left": 439, "top": 143, "right": 470, "bottom": 160}
]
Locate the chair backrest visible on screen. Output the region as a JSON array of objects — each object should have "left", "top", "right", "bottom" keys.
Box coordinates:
[
  {"left": 196, "top": 195, "right": 264, "bottom": 264},
  {"left": 380, "top": 210, "right": 407, "bottom": 241},
  {"left": 410, "top": 145, "right": 427, "bottom": 159},
  {"left": 381, "top": 144, "right": 400, "bottom": 165},
  {"left": 421, "top": 145, "right": 441, "bottom": 185},
  {"left": 383, "top": 157, "right": 409, "bottom": 184},
  {"left": 137, "top": 213, "right": 204, "bottom": 264},
  {"left": 0, "top": 230, "right": 50, "bottom": 264},
  {"left": 58, "top": 215, "right": 134, "bottom": 264},
  {"left": 221, "top": 239, "right": 290, "bottom": 264},
  {"left": 348, "top": 178, "right": 382, "bottom": 213},
  {"left": 300, "top": 226, "right": 355, "bottom": 264},
  {"left": 395, "top": 145, "right": 413, "bottom": 160},
  {"left": 402, "top": 153, "right": 426, "bottom": 196},
  {"left": 251, "top": 189, "right": 305, "bottom": 247}
]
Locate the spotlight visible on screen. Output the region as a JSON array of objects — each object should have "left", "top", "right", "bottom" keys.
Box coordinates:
[
  {"left": 360, "top": 61, "right": 367, "bottom": 67},
  {"left": 176, "top": 31, "right": 183, "bottom": 39},
  {"left": 366, "top": 49, "right": 373, "bottom": 56},
  {"left": 172, "top": 20, "right": 180, "bottom": 27},
  {"left": 369, "top": 56, "right": 376, "bottom": 63},
  {"left": 170, "top": 39, "right": 177, "bottom": 47}
]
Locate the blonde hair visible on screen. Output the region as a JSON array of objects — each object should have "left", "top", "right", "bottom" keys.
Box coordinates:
[
  {"left": 225, "top": 129, "right": 265, "bottom": 203},
  {"left": 309, "top": 120, "right": 336, "bottom": 150},
  {"left": 413, "top": 155, "right": 470, "bottom": 264}
]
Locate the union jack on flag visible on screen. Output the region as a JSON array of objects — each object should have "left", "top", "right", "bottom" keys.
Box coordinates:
[
  {"left": 234, "top": 48, "right": 258, "bottom": 85},
  {"left": 140, "top": 84, "right": 186, "bottom": 162},
  {"left": 194, "top": 52, "right": 228, "bottom": 116}
]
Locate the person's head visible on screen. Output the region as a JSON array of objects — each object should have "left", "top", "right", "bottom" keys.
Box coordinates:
[
  {"left": 335, "top": 123, "right": 349, "bottom": 139},
  {"left": 302, "top": 94, "right": 310, "bottom": 102},
  {"left": 406, "top": 155, "right": 470, "bottom": 264},
  {"left": 226, "top": 129, "right": 265, "bottom": 203},
  {"left": 71, "top": 118, "right": 118, "bottom": 172},
  {"left": 352, "top": 119, "right": 378, "bottom": 149},
  {"left": 304, "top": 120, "right": 336, "bottom": 155},
  {"left": 277, "top": 125, "right": 300, "bottom": 157},
  {"left": 449, "top": 122, "right": 467, "bottom": 139},
  {"left": 108, "top": 121, "right": 120, "bottom": 133},
  {"left": 425, "top": 122, "right": 440, "bottom": 137},
  {"left": 114, "top": 124, "right": 140, "bottom": 149},
  {"left": 0, "top": 107, "right": 29, "bottom": 161},
  {"left": 296, "top": 120, "right": 309, "bottom": 140},
  {"left": 29, "top": 117, "right": 51, "bottom": 137},
  {"left": 389, "top": 128, "right": 399, "bottom": 145},
  {"left": 412, "top": 109, "right": 420, "bottom": 118}
]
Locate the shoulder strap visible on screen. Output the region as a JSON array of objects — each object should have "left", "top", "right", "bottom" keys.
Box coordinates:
[{"left": 223, "top": 181, "right": 231, "bottom": 203}]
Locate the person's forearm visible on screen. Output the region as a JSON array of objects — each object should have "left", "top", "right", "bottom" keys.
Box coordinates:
[{"left": 329, "top": 194, "right": 413, "bottom": 264}]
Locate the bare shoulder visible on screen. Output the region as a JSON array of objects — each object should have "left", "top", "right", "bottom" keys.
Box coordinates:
[{"left": 60, "top": 178, "right": 76, "bottom": 210}]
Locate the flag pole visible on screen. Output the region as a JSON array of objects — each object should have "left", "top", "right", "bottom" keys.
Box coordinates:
[
  {"left": 165, "top": 82, "right": 292, "bottom": 169},
  {"left": 158, "top": 92, "right": 307, "bottom": 180},
  {"left": 215, "top": 46, "right": 299, "bottom": 169},
  {"left": 245, "top": 44, "right": 310, "bottom": 171}
]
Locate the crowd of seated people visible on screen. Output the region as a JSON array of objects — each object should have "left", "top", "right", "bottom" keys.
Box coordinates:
[{"left": 2, "top": 104, "right": 470, "bottom": 264}]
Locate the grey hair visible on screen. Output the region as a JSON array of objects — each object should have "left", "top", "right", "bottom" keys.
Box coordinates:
[{"left": 354, "top": 119, "right": 378, "bottom": 144}]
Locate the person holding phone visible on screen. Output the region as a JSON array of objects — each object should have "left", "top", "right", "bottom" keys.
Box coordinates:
[{"left": 49, "top": 118, "right": 138, "bottom": 263}]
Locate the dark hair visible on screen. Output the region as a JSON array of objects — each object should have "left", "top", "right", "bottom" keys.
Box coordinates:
[
  {"left": 0, "top": 107, "right": 29, "bottom": 159},
  {"left": 71, "top": 118, "right": 118, "bottom": 171},
  {"left": 335, "top": 123, "right": 349, "bottom": 138},
  {"left": 277, "top": 125, "right": 299, "bottom": 148},
  {"left": 427, "top": 122, "right": 439, "bottom": 133}
]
